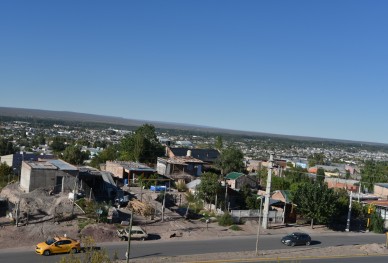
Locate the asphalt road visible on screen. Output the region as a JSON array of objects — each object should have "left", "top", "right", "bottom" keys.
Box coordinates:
[{"left": 0, "top": 232, "right": 386, "bottom": 263}]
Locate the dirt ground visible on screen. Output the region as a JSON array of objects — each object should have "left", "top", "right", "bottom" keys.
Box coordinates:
[{"left": 1, "top": 183, "right": 388, "bottom": 262}]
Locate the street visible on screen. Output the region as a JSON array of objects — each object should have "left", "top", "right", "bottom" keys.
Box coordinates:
[{"left": 0, "top": 232, "right": 386, "bottom": 263}]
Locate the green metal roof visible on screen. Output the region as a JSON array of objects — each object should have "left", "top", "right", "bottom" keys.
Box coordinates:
[
  {"left": 225, "top": 172, "right": 245, "bottom": 180},
  {"left": 279, "top": 190, "right": 292, "bottom": 203}
]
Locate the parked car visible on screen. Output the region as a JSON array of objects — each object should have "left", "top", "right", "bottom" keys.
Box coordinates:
[
  {"left": 35, "top": 236, "right": 81, "bottom": 256},
  {"left": 117, "top": 226, "right": 148, "bottom": 241},
  {"left": 281, "top": 232, "right": 311, "bottom": 246}
]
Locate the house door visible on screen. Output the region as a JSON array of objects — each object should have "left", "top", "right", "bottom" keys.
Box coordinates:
[{"left": 56, "top": 176, "right": 63, "bottom": 192}]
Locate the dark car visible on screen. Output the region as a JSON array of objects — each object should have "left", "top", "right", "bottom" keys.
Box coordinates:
[{"left": 281, "top": 232, "right": 311, "bottom": 246}]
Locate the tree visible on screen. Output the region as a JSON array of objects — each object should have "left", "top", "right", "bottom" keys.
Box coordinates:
[
  {"left": 50, "top": 136, "right": 67, "bottom": 152},
  {"left": 361, "top": 160, "right": 388, "bottom": 192},
  {"left": 370, "top": 210, "right": 385, "bottom": 233},
  {"left": 316, "top": 167, "right": 325, "bottom": 185},
  {"left": 291, "top": 181, "right": 337, "bottom": 228},
  {"left": 271, "top": 176, "right": 290, "bottom": 191},
  {"left": 215, "top": 136, "right": 223, "bottom": 151},
  {"left": 119, "top": 124, "right": 164, "bottom": 163},
  {"left": 215, "top": 147, "right": 245, "bottom": 175},
  {"left": 62, "top": 145, "right": 89, "bottom": 165},
  {"left": 197, "top": 172, "right": 222, "bottom": 204},
  {"left": 0, "top": 138, "right": 16, "bottom": 155},
  {"left": 90, "top": 144, "right": 119, "bottom": 168},
  {"left": 0, "top": 162, "right": 13, "bottom": 178},
  {"left": 0, "top": 162, "right": 13, "bottom": 188},
  {"left": 308, "top": 153, "right": 326, "bottom": 167}
]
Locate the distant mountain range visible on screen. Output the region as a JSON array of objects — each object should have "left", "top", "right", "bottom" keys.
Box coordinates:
[{"left": 0, "top": 106, "right": 385, "bottom": 146}]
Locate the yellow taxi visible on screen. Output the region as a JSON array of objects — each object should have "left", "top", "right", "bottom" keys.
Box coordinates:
[{"left": 35, "top": 236, "right": 81, "bottom": 256}]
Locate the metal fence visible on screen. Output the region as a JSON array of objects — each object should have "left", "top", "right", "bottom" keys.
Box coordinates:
[{"left": 231, "top": 209, "right": 283, "bottom": 223}]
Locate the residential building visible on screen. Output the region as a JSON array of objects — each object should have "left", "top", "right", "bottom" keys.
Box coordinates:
[
  {"left": 20, "top": 159, "right": 78, "bottom": 193},
  {"left": 225, "top": 172, "right": 257, "bottom": 190}
]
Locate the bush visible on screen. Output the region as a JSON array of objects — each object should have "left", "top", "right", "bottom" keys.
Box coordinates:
[
  {"left": 370, "top": 211, "right": 385, "bottom": 233},
  {"left": 176, "top": 181, "right": 188, "bottom": 192},
  {"left": 229, "top": 224, "right": 242, "bottom": 231},
  {"left": 218, "top": 212, "right": 234, "bottom": 226}
]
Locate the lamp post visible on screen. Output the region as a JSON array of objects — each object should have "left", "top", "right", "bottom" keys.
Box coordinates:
[{"left": 255, "top": 196, "right": 264, "bottom": 256}]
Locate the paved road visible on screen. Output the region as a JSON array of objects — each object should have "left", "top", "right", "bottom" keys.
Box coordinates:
[{"left": 0, "top": 232, "right": 386, "bottom": 263}]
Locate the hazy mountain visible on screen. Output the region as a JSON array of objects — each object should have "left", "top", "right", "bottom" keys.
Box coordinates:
[{"left": 0, "top": 106, "right": 385, "bottom": 146}]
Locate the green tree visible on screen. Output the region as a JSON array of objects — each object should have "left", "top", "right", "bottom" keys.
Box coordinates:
[
  {"left": 291, "top": 182, "right": 337, "bottom": 228},
  {"left": 119, "top": 124, "right": 164, "bottom": 163},
  {"left": 308, "top": 153, "right": 326, "bottom": 167},
  {"left": 31, "top": 134, "right": 46, "bottom": 146},
  {"left": 370, "top": 210, "right": 385, "bottom": 233},
  {"left": 271, "top": 176, "right": 290, "bottom": 191},
  {"left": 0, "top": 162, "right": 13, "bottom": 188},
  {"left": 0, "top": 138, "right": 16, "bottom": 155},
  {"left": 256, "top": 167, "right": 268, "bottom": 186},
  {"left": 215, "top": 136, "right": 223, "bottom": 151},
  {"left": 90, "top": 144, "right": 119, "bottom": 168},
  {"left": 50, "top": 136, "right": 67, "bottom": 152},
  {"left": 215, "top": 147, "right": 245, "bottom": 175},
  {"left": 0, "top": 162, "right": 13, "bottom": 177},
  {"left": 316, "top": 167, "right": 325, "bottom": 185},
  {"left": 62, "top": 145, "right": 89, "bottom": 165},
  {"left": 361, "top": 160, "right": 388, "bottom": 192},
  {"left": 197, "top": 172, "right": 222, "bottom": 203}
]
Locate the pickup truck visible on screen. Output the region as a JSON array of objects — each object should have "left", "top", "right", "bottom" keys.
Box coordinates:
[{"left": 117, "top": 226, "right": 148, "bottom": 241}]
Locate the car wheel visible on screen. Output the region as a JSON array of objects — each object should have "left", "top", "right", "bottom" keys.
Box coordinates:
[
  {"left": 71, "top": 248, "right": 78, "bottom": 254},
  {"left": 141, "top": 237, "right": 145, "bottom": 241},
  {"left": 290, "top": 242, "right": 295, "bottom": 247},
  {"left": 306, "top": 241, "right": 311, "bottom": 246},
  {"left": 122, "top": 236, "right": 128, "bottom": 241},
  {"left": 43, "top": 250, "right": 51, "bottom": 256}
]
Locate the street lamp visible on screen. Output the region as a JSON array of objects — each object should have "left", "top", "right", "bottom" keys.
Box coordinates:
[{"left": 255, "top": 196, "right": 264, "bottom": 256}]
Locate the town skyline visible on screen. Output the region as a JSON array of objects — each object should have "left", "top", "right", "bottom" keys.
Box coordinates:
[{"left": 1, "top": 106, "right": 388, "bottom": 147}]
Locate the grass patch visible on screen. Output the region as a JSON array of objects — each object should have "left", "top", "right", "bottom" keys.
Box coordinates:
[{"left": 77, "top": 218, "right": 95, "bottom": 231}]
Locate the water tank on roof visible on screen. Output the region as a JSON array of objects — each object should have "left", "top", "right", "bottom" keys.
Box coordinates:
[{"left": 187, "top": 150, "right": 192, "bottom": 157}]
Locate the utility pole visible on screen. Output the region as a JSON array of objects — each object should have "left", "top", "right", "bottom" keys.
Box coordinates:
[
  {"left": 224, "top": 180, "right": 228, "bottom": 211},
  {"left": 345, "top": 191, "right": 353, "bottom": 232},
  {"left": 126, "top": 210, "right": 133, "bottom": 263},
  {"left": 71, "top": 174, "right": 78, "bottom": 216},
  {"left": 15, "top": 200, "right": 20, "bottom": 227},
  {"left": 161, "top": 188, "right": 166, "bottom": 222},
  {"left": 262, "top": 153, "right": 274, "bottom": 229},
  {"left": 255, "top": 196, "right": 263, "bottom": 256}
]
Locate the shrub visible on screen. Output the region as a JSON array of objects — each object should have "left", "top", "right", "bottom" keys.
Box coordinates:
[
  {"left": 229, "top": 224, "right": 242, "bottom": 231},
  {"left": 176, "top": 181, "right": 188, "bottom": 192},
  {"left": 218, "top": 212, "right": 234, "bottom": 226},
  {"left": 370, "top": 211, "right": 385, "bottom": 233}
]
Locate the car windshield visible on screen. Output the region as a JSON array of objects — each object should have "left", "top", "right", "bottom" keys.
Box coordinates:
[{"left": 45, "top": 238, "right": 56, "bottom": 245}]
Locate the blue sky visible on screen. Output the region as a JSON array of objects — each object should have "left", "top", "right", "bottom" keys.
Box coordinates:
[{"left": 1, "top": 1, "right": 388, "bottom": 144}]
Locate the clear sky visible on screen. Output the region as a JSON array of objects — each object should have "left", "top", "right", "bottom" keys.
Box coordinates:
[{"left": 1, "top": 1, "right": 387, "bottom": 144}]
